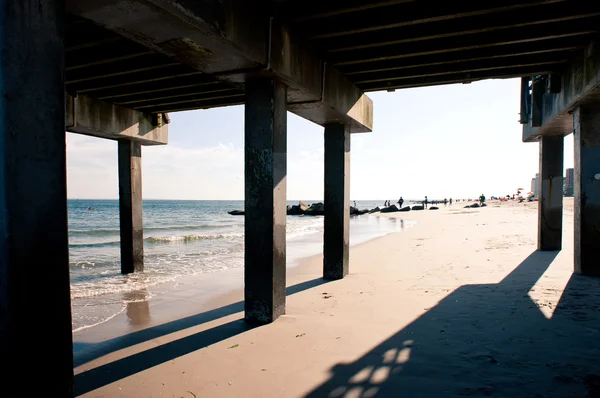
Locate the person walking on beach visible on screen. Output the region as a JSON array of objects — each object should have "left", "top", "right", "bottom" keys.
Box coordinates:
[
  {"left": 398, "top": 196, "right": 404, "bottom": 208},
  {"left": 424, "top": 195, "right": 429, "bottom": 209},
  {"left": 443, "top": 198, "right": 448, "bottom": 207},
  {"left": 449, "top": 198, "right": 453, "bottom": 207},
  {"left": 479, "top": 193, "right": 486, "bottom": 207}
]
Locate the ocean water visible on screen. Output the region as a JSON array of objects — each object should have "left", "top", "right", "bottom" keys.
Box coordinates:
[{"left": 69, "top": 199, "right": 414, "bottom": 331}]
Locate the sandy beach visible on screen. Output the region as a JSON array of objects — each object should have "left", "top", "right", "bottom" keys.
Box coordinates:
[{"left": 73, "top": 198, "right": 600, "bottom": 397}]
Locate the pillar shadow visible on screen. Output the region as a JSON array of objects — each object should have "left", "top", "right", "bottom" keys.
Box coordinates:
[
  {"left": 306, "top": 251, "right": 600, "bottom": 397},
  {"left": 74, "top": 277, "right": 329, "bottom": 395}
]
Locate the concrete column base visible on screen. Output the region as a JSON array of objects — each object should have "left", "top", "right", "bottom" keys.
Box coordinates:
[
  {"left": 323, "top": 124, "right": 350, "bottom": 279},
  {"left": 573, "top": 106, "right": 600, "bottom": 276},
  {"left": 538, "top": 135, "right": 564, "bottom": 251},
  {"left": 118, "top": 140, "right": 144, "bottom": 274},
  {"left": 0, "top": 0, "right": 73, "bottom": 395},
  {"left": 244, "top": 77, "right": 287, "bottom": 324}
]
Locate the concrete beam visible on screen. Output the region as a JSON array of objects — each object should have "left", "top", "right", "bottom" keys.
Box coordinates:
[
  {"left": 66, "top": 93, "right": 168, "bottom": 145},
  {"left": 573, "top": 105, "right": 600, "bottom": 276},
  {"left": 244, "top": 77, "right": 287, "bottom": 324},
  {"left": 523, "top": 39, "right": 600, "bottom": 142},
  {"left": 323, "top": 124, "right": 350, "bottom": 279},
  {"left": 287, "top": 65, "right": 374, "bottom": 133},
  {"left": 538, "top": 135, "right": 564, "bottom": 251},
  {"left": 118, "top": 140, "right": 144, "bottom": 274},
  {"left": 0, "top": 0, "right": 73, "bottom": 395},
  {"left": 65, "top": 0, "right": 373, "bottom": 132}
]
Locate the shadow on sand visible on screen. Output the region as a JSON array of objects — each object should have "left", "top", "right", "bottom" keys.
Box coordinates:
[
  {"left": 75, "top": 251, "right": 600, "bottom": 397},
  {"left": 74, "top": 277, "right": 329, "bottom": 396},
  {"left": 307, "top": 251, "right": 600, "bottom": 397}
]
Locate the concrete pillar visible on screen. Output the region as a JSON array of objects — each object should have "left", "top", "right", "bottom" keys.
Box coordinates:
[
  {"left": 573, "top": 106, "right": 600, "bottom": 276},
  {"left": 323, "top": 124, "right": 350, "bottom": 279},
  {"left": 0, "top": 0, "right": 73, "bottom": 396},
  {"left": 538, "top": 135, "right": 564, "bottom": 251},
  {"left": 244, "top": 77, "right": 287, "bottom": 324},
  {"left": 531, "top": 77, "right": 545, "bottom": 127},
  {"left": 118, "top": 140, "right": 144, "bottom": 274},
  {"left": 519, "top": 77, "right": 530, "bottom": 124}
]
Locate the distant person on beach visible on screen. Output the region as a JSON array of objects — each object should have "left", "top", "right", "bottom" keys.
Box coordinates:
[
  {"left": 398, "top": 197, "right": 404, "bottom": 207},
  {"left": 479, "top": 194, "right": 486, "bottom": 206},
  {"left": 424, "top": 196, "right": 428, "bottom": 209},
  {"left": 449, "top": 198, "right": 453, "bottom": 206},
  {"left": 444, "top": 198, "right": 448, "bottom": 207}
]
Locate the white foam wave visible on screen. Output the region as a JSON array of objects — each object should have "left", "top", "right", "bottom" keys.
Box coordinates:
[{"left": 146, "top": 233, "right": 243, "bottom": 244}]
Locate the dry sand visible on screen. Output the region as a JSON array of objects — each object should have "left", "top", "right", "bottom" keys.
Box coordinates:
[{"left": 74, "top": 198, "right": 600, "bottom": 397}]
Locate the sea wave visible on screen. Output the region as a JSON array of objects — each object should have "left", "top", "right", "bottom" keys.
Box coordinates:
[
  {"left": 69, "top": 240, "right": 121, "bottom": 248},
  {"left": 69, "top": 223, "right": 244, "bottom": 236},
  {"left": 145, "top": 233, "right": 243, "bottom": 244}
]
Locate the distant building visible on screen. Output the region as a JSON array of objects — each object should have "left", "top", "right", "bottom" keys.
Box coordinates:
[
  {"left": 531, "top": 173, "right": 539, "bottom": 197},
  {"left": 564, "top": 168, "right": 574, "bottom": 196}
]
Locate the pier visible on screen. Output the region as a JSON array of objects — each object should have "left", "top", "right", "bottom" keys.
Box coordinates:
[{"left": 2, "top": 1, "right": 600, "bottom": 395}]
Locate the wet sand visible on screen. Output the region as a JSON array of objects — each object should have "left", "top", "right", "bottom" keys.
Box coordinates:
[{"left": 74, "top": 198, "right": 600, "bottom": 397}]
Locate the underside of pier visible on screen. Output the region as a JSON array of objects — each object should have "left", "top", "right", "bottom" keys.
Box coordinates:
[{"left": 2, "top": 0, "right": 600, "bottom": 396}]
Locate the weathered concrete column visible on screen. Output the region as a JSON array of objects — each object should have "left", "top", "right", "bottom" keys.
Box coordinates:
[
  {"left": 118, "top": 140, "right": 144, "bottom": 274},
  {"left": 323, "top": 124, "right": 351, "bottom": 279},
  {"left": 538, "top": 135, "right": 564, "bottom": 251},
  {"left": 573, "top": 106, "right": 600, "bottom": 276},
  {"left": 244, "top": 77, "right": 287, "bottom": 324},
  {"left": 0, "top": 0, "right": 73, "bottom": 396}
]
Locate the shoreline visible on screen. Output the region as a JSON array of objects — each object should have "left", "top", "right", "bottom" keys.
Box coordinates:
[
  {"left": 73, "top": 198, "right": 600, "bottom": 398},
  {"left": 72, "top": 212, "right": 416, "bottom": 343}
]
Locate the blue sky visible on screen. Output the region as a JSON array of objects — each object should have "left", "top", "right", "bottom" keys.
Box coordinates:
[{"left": 66, "top": 78, "right": 574, "bottom": 200}]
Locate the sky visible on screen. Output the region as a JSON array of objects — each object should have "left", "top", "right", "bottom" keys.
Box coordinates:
[{"left": 66, "top": 78, "right": 575, "bottom": 201}]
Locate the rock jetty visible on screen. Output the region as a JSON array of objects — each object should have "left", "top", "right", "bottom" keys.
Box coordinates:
[
  {"left": 228, "top": 200, "right": 487, "bottom": 216},
  {"left": 229, "top": 201, "right": 380, "bottom": 216}
]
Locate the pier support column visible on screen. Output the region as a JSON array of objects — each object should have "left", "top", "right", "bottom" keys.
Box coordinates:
[
  {"left": 118, "top": 140, "right": 144, "bottom": 274},
  {"left": 244, "top": 77, "right": 287, "bottom": 324},
  {"left": 0, "top": 0, "right": 73, "bottom": 395},
  {"left": 538, "top": 135, "right": 564, "bottom": 251},
  {"left": 323, "top": 124, "right": 350, "bottom": 279},
  {"left": 573, "top": 106, "right": 600, "bottom": 276}
]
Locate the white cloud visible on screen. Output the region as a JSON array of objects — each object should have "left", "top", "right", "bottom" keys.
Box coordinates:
[
  {"left": 66, "top": 133, "right": 244, "bottom": 199},
  {"left": 143, "top": 142, "right": 243, "bottom": 199}
]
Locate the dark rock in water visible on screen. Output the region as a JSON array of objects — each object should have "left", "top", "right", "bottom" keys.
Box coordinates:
[
  {"left": 305, "top": 202, "right": 325, "bottom": 216},
  {"left": 311, "top": 202, "right": 325, "bottom": 212},
  {"left": 412, "top": 205, "right": 425, "bottom": 210},
  {"left": 380, "top": 204, "right": 399, "bottom": 213},
  {"left": 369, "top": 206, "right": 381, "bottom": 213},
  {"left": 288, "top": 205, "right": 301, "bottom": 215},
  {"left": 430, "top": 206, "right": 439, "bottom": 210},
  {"left": 299, "top": 200, "right": 310, "bottom": 212},
  {"left": 349, "top": 207, "right": 369, "bottom": 215},
  {"left": 398, "top": 206, "right": 411, "bottom": 212},
  {"left": 288, "top": 200, "right": 313, "bottom": 215},
  {"left": 228, "top": 210, "right": 244, "bottom": 216}
]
